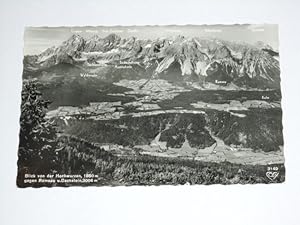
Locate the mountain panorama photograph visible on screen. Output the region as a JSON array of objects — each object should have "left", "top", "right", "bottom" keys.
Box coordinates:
[{"left": 17, "top": 24, "right": 284, "bottom": 187}]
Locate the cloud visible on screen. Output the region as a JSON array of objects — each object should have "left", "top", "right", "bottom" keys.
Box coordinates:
[
  {"left": 127, "top": 29, "right": 138, "bottom": 33},
  {"left": 166, "top": 29, "right": 182, "bottom": 33},
  {"left": 247, "top": 24, "right": 265, "bottom": 32},
  {"left": 204, "top": 29, "right": 222, "bottom": 33},
  {"left": 71, "top": 30, "right": 83, "bottom": 33},
  {"left": 86, "top": 30, "right": 99, "bottom": 33}
]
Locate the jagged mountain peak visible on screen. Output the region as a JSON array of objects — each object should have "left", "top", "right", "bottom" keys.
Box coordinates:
[
  {"left": 63, "top": 34, "right": 85, "bottom": 49},
  {"left": 254, "top": 41, "right": 274, "bottom": 51},
  {"left": 25, "top": 34, "right": 280, "bottom": 89},
  {"left": 68, "top": 33, "right": 83, "bottom": 39},
  {"left": 104, "top": 33, "right": 121, "bottom": 40},
  {"left": 61, "top": 34, "right": 85, "bottom": 51},
  {"left": 87, "top": 34, "right": 102, "bottom": 41}
]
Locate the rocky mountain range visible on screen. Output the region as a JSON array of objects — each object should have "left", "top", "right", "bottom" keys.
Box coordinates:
[{"left": 24, "top": 34, "right": 281, "bottom": 89}]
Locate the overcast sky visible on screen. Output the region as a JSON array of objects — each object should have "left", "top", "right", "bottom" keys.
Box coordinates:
[{"left": 24, "top": 24, "right": 279, "bottom": 55}]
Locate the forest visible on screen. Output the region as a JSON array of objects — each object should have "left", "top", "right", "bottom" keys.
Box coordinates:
[{"left": 17, "top": 80, "right": 285, "bottom": 187}]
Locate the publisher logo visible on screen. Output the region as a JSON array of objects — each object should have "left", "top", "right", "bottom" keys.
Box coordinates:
[{"left": 266, "top": 166, "right": 279, "bottom": 181}]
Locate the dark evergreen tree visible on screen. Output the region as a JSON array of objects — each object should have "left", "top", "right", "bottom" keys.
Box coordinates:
[{"left": 18, "top": 80, "right": 58, "bottom": 174}]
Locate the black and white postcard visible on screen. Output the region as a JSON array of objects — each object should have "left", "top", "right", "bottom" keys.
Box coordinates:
[{"left": 17, "top": 25, "right": 284, "bottom": 187}]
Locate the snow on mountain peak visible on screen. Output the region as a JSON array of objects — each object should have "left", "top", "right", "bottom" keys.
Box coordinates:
[{"left": 26, "top": 34, "right": 280, "bottom": 88}]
